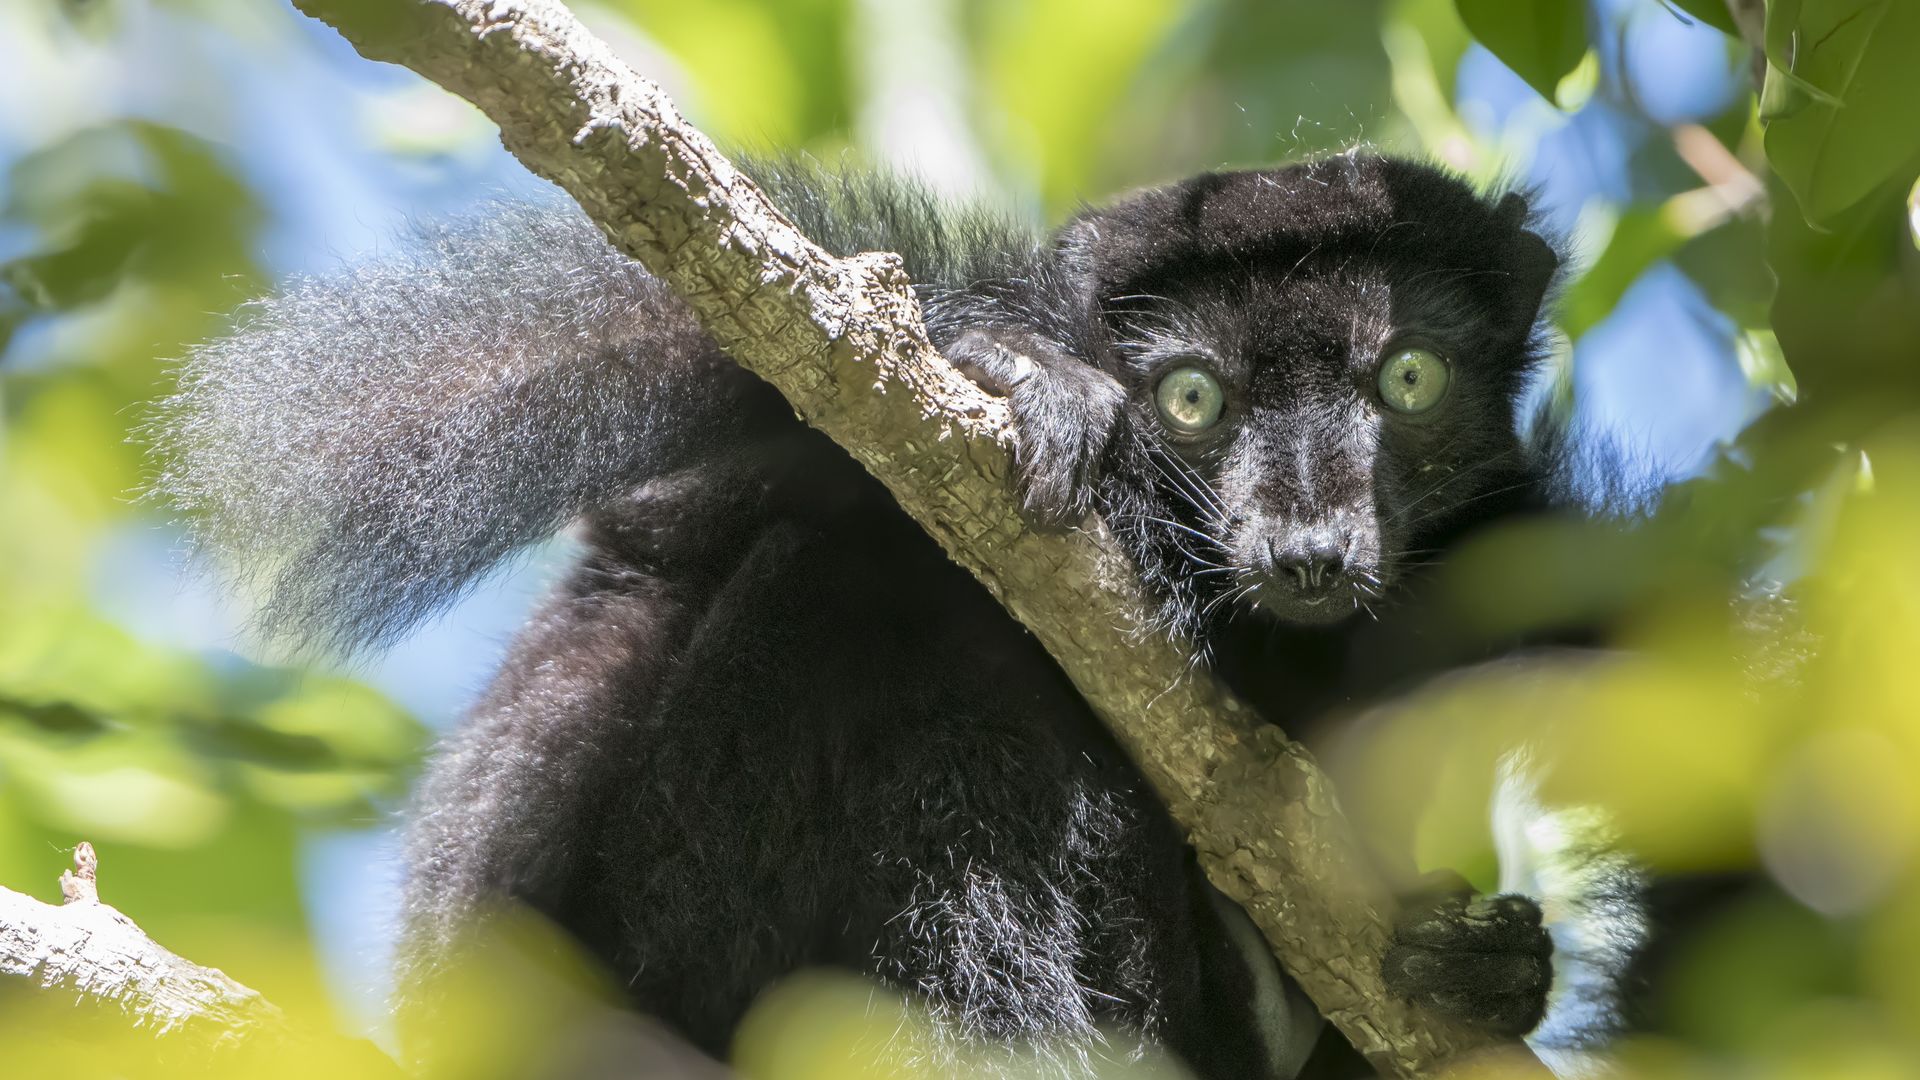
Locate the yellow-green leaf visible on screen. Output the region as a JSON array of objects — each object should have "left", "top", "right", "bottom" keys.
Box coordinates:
[{"left": 1562, "top": 206, "right": 1689, "bottom": 342}]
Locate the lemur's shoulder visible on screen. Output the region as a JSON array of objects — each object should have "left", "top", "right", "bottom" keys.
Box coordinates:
[{"left": 739, "top": 155, "right": 1045, "bottom": 286}]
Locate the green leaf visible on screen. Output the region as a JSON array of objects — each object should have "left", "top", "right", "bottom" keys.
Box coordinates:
[
  {"left": 1561, "top": 206, "right": 1689, "bottom": 342},
  {"left": 610, "top": 0, "right": 856, "bottom": 148},
  {"left": 977, "top": 0, "right": 1187, "bottom": 213},
  {"left": 1908, "top": 175, "right": 1920, "bottom": 250},
  {"left": 1664, "top": 0, "right": 1740, "bottom": 37},
  {"left": 1154, "top": 0, "right": 1393, "bottom": 172},
  {"left": 1553, "top": 48, "right": 1601, "bottom": 111},
  {"left": 1765, "top": 172, "right": 1920, "bottom": 409},
  {"left": 0, "top": 609, "right": 423, "bottom": 824},
  {"left": 1391, "top": 0, "right": 1475, "bottom": 106},
  {"left": 1383, "top": 0, "right": 1493, "bottom": 177},
  {"left": 1453, "top": 0, "right": 1588, "bottom": 103},
  {"left": 1673, "top": 207, "right": 1775, "bottom": 329},
  {"left": 1763, "top": 0, "right": 1920, "bottom": 224},
  {"left": 1734, "top": 329, "right": 1797, "bottom": 404}
]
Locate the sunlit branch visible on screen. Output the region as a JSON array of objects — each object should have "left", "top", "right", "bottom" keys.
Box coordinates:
[{"left": 0, "top": 843, "right": 401, "bottom": 1074}]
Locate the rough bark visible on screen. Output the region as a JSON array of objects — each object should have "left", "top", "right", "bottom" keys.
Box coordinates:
[
  {"left": 0, "top": 844, "right": 399, "bottom": 1074},
  {"left": 246, "top": 0, "right": 1526, "bottom": 1073},
  {"left": 1, "top": 844, "right": 283, "bottom": 1041}
]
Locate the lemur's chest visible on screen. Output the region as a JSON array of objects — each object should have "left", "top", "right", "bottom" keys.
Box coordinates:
[{"left": 1207, "top": 607, "right": 1508, "bottom": 745}]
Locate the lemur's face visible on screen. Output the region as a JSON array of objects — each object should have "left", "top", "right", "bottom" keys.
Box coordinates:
[{"left": 1078, "top": 156, "right": 1558, "bottom": 632}]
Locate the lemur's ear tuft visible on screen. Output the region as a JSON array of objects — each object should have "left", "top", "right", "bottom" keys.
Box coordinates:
[
  {"left": 1494, "top": 191, "right": 1532, "bottom": 224},
  {"left": 1495, "top": 192, "right": 1560, "bottom": 333}
]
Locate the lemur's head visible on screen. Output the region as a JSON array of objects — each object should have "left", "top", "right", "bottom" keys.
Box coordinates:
[{"left": 1066, "top": 154, "right": 1560, "bottom": 632}]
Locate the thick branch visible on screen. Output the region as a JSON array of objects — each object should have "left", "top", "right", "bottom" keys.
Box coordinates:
[
  {"left": 0, "top": 844, "right": 397, "bottom": 1074},
  {"left": 0, "top": 844, "right": 284, "bottom": 1042},
  {"left": 286, "top": 1, "right": 1523, "bottom": 1074}
]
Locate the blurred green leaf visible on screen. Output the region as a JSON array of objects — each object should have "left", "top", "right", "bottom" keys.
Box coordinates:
[
  {"left": 1383, "top": 0, "right": 1489, "bottom": 174},
  {"left": 1393, "top": 0, "right": 1475, "bottom": 104},
  {"left": 976, "top": 0, "right": 1186, "bottom": 212},
  {"left": 1, "top": 120, "right": 262, "bottom": 331},
  {"left": 1766, "top": 171, "right": 1920, "bottom": 415},
  {"left": 1674, "top": 206, "right": 1774, "bottom": 328},
  {"left": 1562, "top": 206, "right": 1690, "bottom": 342},
  {"left": 1908, "top": 174, "right": 1920, "bottom": 249},
  {"left": 1552, "top": 46, "right": 1601, "bottom": 111},
  {"left": 1762, "top": 0, "right": 1920, "bottom": 224},
  {"left": 1453, "top": 0, "right": 1588, "bottom": 103},
  {"left": 1733, "top": 328, "right": 1796, "bottom": 403},
  {"left": 0, "top": 120, "right": 266, "bottom": 532},
  {"left": 612, "top": 0, "right": 854, "bottom": 148},
  {"left": 0, "top": 609, "right": 424, "bottom": 828},
  {"left": 1106, "top": 0, "right": 1393, "bottom": 185},
  {"left": 1660, "top": 893, "right": 1857, "bottom": 1051}
]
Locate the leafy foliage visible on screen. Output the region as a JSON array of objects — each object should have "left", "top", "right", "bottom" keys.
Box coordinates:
[
  {"left": 1762, "top": 0, "right": 1920, "bottom": 224},
  {"left": 3, "top": 0, "right": 1920, "bottom": 1075}
]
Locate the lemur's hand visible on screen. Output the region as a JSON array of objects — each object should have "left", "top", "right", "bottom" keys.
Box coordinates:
[
  {"left": 1382, "top": 871, "right": 1553, "bottom": 1038},
  {"left": 949, "top": 329, "right": 1123, "bottom": 525}
]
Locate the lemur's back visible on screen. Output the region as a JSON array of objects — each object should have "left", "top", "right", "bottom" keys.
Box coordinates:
[{"left": 148, "top": 164, "right": 1306, "bottom": 1073}]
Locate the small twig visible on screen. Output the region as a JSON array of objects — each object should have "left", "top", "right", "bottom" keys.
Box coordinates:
[
  {"left": 59, "top": 840, "right": 99, "bottom": 904},
  {"left": 1725, "top": 0, "right": 1767, "bottom": 87},
  {"left": 1665, "top": 124, "right": 1769, "bottom": 234}
]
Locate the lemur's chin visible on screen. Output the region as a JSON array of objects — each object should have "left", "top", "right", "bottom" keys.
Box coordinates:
[{"left": 1243, "top": 580, "right": 1358, "bottom": 627}]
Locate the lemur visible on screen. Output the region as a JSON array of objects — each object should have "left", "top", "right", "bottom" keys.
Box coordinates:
[{"left": 154, "top": 153, "right": 1647, "bottom": 1078}]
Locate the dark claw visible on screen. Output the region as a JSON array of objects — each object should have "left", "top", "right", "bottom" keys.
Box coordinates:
[
  {"left": 950, "top": 335, "right": 1035, "bottom": 398},
  {"left": 1487, "top": 894, "right": 1544, "bottom": 927}
]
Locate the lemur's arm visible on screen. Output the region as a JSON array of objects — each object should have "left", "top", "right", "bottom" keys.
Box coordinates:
[
  {"left": 748, "top": 155, "right": 1128, "bottom": 523},
  {"left": 947, "top": 328, "right": 1125, "bottom": 524}
]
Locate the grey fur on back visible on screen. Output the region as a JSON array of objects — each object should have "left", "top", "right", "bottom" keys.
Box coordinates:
[{"left": 149, "top": 159, "right": 1042, "bottom": 656}]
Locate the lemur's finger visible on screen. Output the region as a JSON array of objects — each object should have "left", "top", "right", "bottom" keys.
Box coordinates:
[
  {"left": 1394, "top": 892, "right": 1547, "bottom": 952},
  {"left": 1383, "top": 943, "right": 1550, "bottom": 996},
  {"left": 947, "top": 332, "right": 1035, "bottom": 397}
]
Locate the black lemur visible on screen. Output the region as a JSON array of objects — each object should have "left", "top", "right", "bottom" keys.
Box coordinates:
[{"left": 154, "top": 152, "right": 1645, "bottom": 1077}]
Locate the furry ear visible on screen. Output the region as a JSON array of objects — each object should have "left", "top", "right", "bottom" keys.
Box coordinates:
[{"left": 1495, "top": 192, "right": 1560, "bottom": 334}]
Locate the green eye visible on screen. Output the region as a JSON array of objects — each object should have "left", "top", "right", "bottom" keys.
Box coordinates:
[
  {"left": 1378, "top": 348, "right": 1451, "bottom": 414},
  {"left": 1154, "top": 366, "right": 1225, "bottom": 434}
]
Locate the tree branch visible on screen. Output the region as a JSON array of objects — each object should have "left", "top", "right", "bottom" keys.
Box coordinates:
[
  {"left": 1, "top": 843, "right": 285, "bottom": 1042},
  {"left": 0, "top": 844, "right": 399, "bottom": 1074},
  {"left": 267, "top": 1, "right": 1528, "bottom": 1073}
]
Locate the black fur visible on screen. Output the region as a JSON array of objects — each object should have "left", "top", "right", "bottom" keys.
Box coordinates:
[{"left": 153, "top": 153, "right": 1642, "bottom": 1078}]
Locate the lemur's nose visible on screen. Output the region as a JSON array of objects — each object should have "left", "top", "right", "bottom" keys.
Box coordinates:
[{"left": 1268, "top": 527, "right": 1345, "bottom": 589}]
